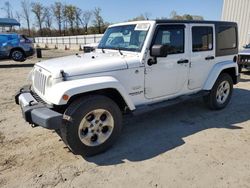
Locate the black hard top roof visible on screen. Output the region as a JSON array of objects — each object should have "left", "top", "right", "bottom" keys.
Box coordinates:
[{"left": 155, "top": 19, "right": 237, "bottom": 25}]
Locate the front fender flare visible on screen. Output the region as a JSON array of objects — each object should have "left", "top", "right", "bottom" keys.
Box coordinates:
[
  {"left": 46, "top": 76, "right": 136, "bottom": 110},
  {"left": 203, "top": 61, "right": 238, "bottom": 90}
]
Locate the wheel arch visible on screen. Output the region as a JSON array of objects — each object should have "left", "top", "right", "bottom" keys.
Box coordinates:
[
  {"left": 46, "top": 76, "right": 136, "bottom": 111},
  {"left": 67, "top": 88, "right": 130, "bottom": 113},
  {"left": 203, "top": 61, "right": 239, "bottom": 90}
]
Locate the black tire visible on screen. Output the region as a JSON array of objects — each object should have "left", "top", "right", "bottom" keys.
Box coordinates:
[
  {"left": 10, "top": 49, "right": 26, "bottom": 62},
  {"left": 60, "top": 95, "right": 122, "bottom": 157},
  {"left": 203, "top": 73, "right": 233, "bottom": 110}
]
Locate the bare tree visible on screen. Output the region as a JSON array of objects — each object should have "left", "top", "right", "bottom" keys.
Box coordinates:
[
  {"left": 93, "top": 7, "right": 104, "bottom": 34},
  {"left": 128, "top": 14, "right": 146, "bottom": 21},
  {"left": 31, "top": 2, "right": 45, "bottom": 36},
  {"left": 62, "top": 4, "right": 68, "bottom": 35},
  {"left": 21, "top": 0, "right": 31, "bottom": 36},
  {"left": 82, "top": 10, "right": 92, "bottom": 34},
  {"left": 52, "top": 2, "right": 63, "bottom": 35},
  {"left": 64, "top": 5, "right": 76, "bottom": 35},
  {"left": 143, "top": 12, "right": 151, "bottom": 20},
  {"left": 44, "top": 7, "right": 53, "bottom": 35},
  {"left": 2, "top": 1, "right": 13, "bottom": 18},
  {"left": 15, "top": 11, "right": 21, "bottom": 29},
  {"left": 75, "top": 7, "right": 82, "bottom": 35},
  {"left": 169, "top": 10, "right": 203, "bottom": 20}
]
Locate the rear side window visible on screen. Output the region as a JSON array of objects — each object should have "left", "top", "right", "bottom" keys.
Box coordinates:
[
  {"left": 153, "top": 25, "right": 185, "bottom": 55},
  {"left": 218, "top": 26, "right": 237, "bottom": 50},
  {"left": 192, "top": 27, "right": 213, "bottom": 52}
]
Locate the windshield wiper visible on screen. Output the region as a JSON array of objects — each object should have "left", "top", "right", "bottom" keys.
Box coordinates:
[{"left": 101, "top": 48, "right": 105, "bottom": 53}]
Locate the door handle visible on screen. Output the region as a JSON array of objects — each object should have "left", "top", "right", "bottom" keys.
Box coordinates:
[
  {"left": 177, "top": 59, "right": 189, "bottom": 64},
  {"left": 205, "top": 56, "right": 215, "bottom": 60}
]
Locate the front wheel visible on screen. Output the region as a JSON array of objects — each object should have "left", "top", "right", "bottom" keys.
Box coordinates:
[
  {"left": 10, "top": 50, "right": 26, "bottom": 62},
  {"left": 61, "top": 95, "right": 122, "bottom": 157},
  {"left": 204, "top": 73, "right": 233, "bottom": 110}
]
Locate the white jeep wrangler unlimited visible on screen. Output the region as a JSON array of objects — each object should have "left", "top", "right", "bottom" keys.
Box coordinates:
[{"left": 16, "top": 20, "right": 240, "bottom": 156}]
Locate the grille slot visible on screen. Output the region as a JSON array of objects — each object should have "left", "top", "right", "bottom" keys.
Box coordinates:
[
  {"left": 34, "top": 70, "right": 47, "bottom": 95},
  {"left": 31, "top": 90, "right": 47, "bottom": 105}
]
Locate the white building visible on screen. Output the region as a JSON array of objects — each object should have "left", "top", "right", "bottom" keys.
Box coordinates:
[{"left": 221, "top": 0, "right": 250, "bottom": 49}]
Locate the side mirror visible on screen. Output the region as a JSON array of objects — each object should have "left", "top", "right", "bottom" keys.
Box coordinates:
[{"left": 151, "top": 45, "right": 168, "bottom": 57}]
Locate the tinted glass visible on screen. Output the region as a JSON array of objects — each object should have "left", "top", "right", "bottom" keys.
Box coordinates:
[
  {"left": 218, "top": 26, "right": 237, "bottom": 50},
  {"left": 192, "top": 27, "right": 213, "bottom": 52},
  {"left": 153, "top": 26, "right": 184, "bottom": 54}
]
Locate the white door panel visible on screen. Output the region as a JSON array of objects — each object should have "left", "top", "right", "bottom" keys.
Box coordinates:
[
  {"left": 145, "top": 55, "right": 189, "bottom": 98},
  {"left": 145, "top": 24, "right": 189, "bottom": 99},
  {"left": 188, "top": 24, "right": 216, "bottom": 90}
]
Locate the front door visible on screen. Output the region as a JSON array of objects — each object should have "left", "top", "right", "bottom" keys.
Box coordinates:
[{"left": 145, "top": 24, "right": 189, "bottom": 99}]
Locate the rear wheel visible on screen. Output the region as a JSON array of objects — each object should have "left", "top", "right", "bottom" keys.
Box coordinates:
[
  {"left": 10, "top": 50, "right": 25, "bottom": 62},
  {"left": 204, "top": 73, "right": 233, "bottom": 110},
  {"left": 61, "top": 95, "right": 122, "bottom": 157}
]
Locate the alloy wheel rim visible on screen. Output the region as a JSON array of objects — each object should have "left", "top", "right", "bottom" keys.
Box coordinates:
[
  {"left": 78, "top": 109, "right": 114, "bottom": 147},
  {"left": 216, "top": 81, "right": 230, "bottom": 104},
  {"left": 12, "top": 51, "right": 22, "bottom": 60}
]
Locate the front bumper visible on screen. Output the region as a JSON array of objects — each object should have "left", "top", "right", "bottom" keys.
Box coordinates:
[
  {"left": 25, "top": 48, "right": 35, "bottom": 57},
  {"left": 15, "top": 86, "right": 62, "bottom": 130}
]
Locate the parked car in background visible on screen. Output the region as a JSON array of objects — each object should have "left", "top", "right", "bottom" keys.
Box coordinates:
[
  {"left": 0, "top": 33, "right": 34, "bottom": 61},
  {"left": 243, "top": 44, "right": 250, "bottom": 49},
  {"left": 82, "top": 43, "right": 99, "bottom": 53},
  {"left": 238, "top": 44, "right": 250, "bottom": 72}
]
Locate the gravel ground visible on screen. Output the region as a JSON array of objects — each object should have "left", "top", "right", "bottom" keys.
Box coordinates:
[{"left": 0, "top": 50, "right": 250, "bottom": 188}]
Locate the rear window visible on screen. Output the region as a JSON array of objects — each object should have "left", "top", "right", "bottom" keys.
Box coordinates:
[{"left": 218, "top": 26, "right": 237, "bottom": 50}]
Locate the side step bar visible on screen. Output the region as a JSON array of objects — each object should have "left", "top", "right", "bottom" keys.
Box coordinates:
[{"left": 132, "top": 91, "right": 209, "bottom": 116}]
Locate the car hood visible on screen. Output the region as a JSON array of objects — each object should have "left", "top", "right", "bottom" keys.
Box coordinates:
[{"left": 35, "top": 52, "right": 131, "bottom": 78}]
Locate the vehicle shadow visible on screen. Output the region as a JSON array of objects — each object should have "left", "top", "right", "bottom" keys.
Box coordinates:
[
  {"left": 85, "top": 88, "right": 250, "bottom": 165},
  {"left": 239, "top": 71, "right": 250, "bottom": 82},
  {"left": 0, "top": 63, "right": 34, "bottom": 68}
]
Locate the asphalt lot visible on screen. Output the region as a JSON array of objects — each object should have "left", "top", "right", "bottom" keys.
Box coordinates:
[{"left": 0, "top": 50, "right": 250, "bottom": 188}]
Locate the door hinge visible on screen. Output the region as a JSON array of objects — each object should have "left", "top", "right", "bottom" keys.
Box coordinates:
[{"left": 188, "top": 80, "right": 190, "bottom": 85}]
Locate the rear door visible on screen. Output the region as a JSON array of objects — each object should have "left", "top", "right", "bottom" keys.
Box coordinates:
[{"left": 188, "top": 24, "right": 216, "bottom": 90}]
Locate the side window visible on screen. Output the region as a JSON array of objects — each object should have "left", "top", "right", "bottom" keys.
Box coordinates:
[
  {"left": 218, "top": 26, "right": 237, "bottom": 50},
  {"left": 192, "top": 27, "right": 213, "bottom": 52},
  {"left": 153, "top": 26, "right": 185, "bottom": 55}
]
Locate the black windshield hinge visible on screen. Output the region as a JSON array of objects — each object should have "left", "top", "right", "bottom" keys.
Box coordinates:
[{"left": 60, "top": 70, "right": 67, "bottom": 81}]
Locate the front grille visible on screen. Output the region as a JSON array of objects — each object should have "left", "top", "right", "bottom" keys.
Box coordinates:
[
  {"left": 33, "top": 70, "right": 47, "bottom": 95},
  {"left": 31, "top": 90, "right": 47, "bottom": 105}
]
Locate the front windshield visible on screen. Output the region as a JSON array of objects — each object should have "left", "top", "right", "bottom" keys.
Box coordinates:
[{"left": 98, "top": 24, "right": 149, "bottom": 52}]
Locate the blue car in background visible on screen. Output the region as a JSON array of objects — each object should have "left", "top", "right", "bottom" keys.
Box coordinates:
[{"left": 0, "top": 33, "right": 34, "bottom": 62}]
